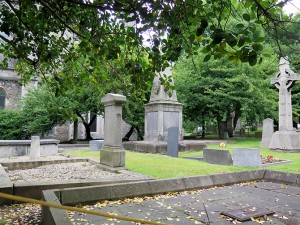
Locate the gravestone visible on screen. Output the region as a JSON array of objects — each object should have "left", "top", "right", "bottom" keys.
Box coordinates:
[
  {"left": 89, "top": 140, "right": 104, "bottom": 151},
  {"left": 167, "top": 127, "right": 179, "bottom": 157},
  {"left": 203, "top": 148, "right": 233, "bottom": 165},
  {"left": 260, "top": 118, "right": 274, "bottom": 148},
  {"left": 100, "top": 93, "right": 126, "bottom": 167},
  {"left": 224, "top": 132, "right": 229, "bottom": 139},
  {"left": 268, "top": 57, "right": 300, "bottom": 152},
  {"left": 30, "top": 136, "right": 40, "bottom": 160},
  {"left": 233, "top": 148, "right": 262, "bottom": 167}
]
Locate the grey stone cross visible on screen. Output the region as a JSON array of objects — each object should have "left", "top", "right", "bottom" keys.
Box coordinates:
[{"left": 271, "top": 57, "right": 300, "bottom": 131}]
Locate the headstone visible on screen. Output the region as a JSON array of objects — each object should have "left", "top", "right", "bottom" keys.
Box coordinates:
[
  {"left": 167, "top": 127, "right": 179, "bottom": 157},
  {"left": 233, "top": 148, "right": 262, "bottom": 167},
  {"left": 30, "top": 136, "right": 40, "bottom": 160},
  {"left": 203, "top": 148, "right": 233, "bottom": 165},
  {"left": 269, "top": 57, "right": 300, "bottom": 152},
  {"left": 260, "top": 118, "right": 274, "bottom": 147},
  {"left": 89, "top": 140, "right": 104, "bottom": 151},
  {"left": 100, "top": 93, "right": 126, "bottom": 167},
  {"left": 223, "top": 132, "right": 229, "bottom": 139}
]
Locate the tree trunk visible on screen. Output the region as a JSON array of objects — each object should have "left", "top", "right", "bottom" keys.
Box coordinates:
[
  {"left": 71, "top": 118, "right": 78, "bottom": 144},
  {"left": 136, "top": 126, "right": 144, "bottom": 140},
  {"left": 217, "top": 116, "right": 224, "bottom": 139},
  {"left": 201, "top": 119, "right": 205, "bottom": 138},
  {"left": 77, "top": 112, "right": 94, "bottom": 140},
  {"left": 123, "top": 126, "right": 134, "bottom": 141}
]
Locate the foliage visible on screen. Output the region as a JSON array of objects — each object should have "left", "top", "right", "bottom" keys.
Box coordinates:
[
  {"left": 174, "top": 49, "right": 278, "bottom": 137},
  {"left": 0, "top": 109, "right": 27, "bottom": 139},
  {"left": 0, "top": 86, "right": 74, "bottom": 140},
  {"left": 0, "top": 0, "right": 299, "bottom": 90},
  {"left": 20, "top": 86, "right": 73, "bottom": 136}
]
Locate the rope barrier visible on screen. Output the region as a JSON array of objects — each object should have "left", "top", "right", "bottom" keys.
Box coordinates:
[{"left": 0, "top": 192, "right": 169, "bottom": 225}]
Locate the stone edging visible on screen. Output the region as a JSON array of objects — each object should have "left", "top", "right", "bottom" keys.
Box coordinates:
[{"left": 41, "top": 170, "right": 300, "bottom": 225}]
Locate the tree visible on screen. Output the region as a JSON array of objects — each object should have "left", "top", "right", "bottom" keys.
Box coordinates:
[
  {"left": 0, "top": 0, "right": 299, "bottom": 89},
  {"left": 174, "top": 51, "right": 278, "bottom": 138}
]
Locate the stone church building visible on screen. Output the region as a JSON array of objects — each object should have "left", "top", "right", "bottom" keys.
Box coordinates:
[{"left": 0, "top": 60, "right": 134, "bottom": 142}]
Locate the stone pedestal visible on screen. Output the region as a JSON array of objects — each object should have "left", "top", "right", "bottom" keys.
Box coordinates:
[
  {"left": 269, "top": 131, "right": 300, "bottom": 152},
  {"left": 144, "top": 67, "right": 183, "bottom": 142},
  {"left": 100, "top": 93, "right": 126, "bottom": 167},
  {"left": 30, "top": 136, "right": 40, "bottom": 160},
  {"left": 144, "top": 101, "right": 183, "bottom": 142}
]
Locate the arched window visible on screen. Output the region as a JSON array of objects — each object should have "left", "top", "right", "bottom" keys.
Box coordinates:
[{"left": 0, "top": 88, "right": 5, "bottom": 109}]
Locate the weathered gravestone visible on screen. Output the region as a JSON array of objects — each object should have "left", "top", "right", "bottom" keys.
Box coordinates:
[
  {"left": 203, "top": 148, "right": 233, "bottom": 165},
  {"left": 233, "top": 148, "right": 262, "bottom": 167},
  {"left": 268, "top": 57, "right": 300, "bottom": 152},
  {"left": 89, "top": 140, "right": 104, "bottom": 151},
  {"left": 30, "top": 136, "right": 40, "bottom": 160},
  {"left": 100, "top": 93, "right": 126, "bottom": 167},
  {"left": 260, "top": 118, "right": 274, "bottom": 148},
  {"left": 167, "top": 127, "right": 179, "bottom": 157}
]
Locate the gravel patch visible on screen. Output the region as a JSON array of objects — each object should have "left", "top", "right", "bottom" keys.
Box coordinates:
[{"left": 8, "top": 162, "right": 142, "bottom": 183}]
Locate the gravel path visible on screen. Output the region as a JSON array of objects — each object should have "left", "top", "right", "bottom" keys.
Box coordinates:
[{"left": 8, "top": 162, "right": 144, "bottom": 183}]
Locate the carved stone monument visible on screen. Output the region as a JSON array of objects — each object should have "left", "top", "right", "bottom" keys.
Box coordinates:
[
  {"left": 268, "top": 57, "right": 300, "bottom": 152},
  {"left": 100, "top": 93, "right": 126, "bottom": 167},
  {"left": 144, "top": 67, "right": 183, "bottom": 142},
  {"left": 260, "top": 118, "right": 274, "bottom": 148}
]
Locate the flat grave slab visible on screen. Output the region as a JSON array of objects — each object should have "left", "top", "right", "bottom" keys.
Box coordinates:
[
  {"left": 221, "top": 206, "right": 275, "bottom": 222},
  {"left": 66, "top": 182, "right": 300, "bottom": 225}
]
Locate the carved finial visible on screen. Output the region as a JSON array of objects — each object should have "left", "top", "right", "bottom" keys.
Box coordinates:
[{"left": 279, "top": 56, "right": 289, "bottom": 66}]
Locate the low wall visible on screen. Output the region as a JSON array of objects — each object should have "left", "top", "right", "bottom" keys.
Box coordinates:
[
  {"left": 0, "top": 139, "right": 60, "bottom": 158},
  {"left": 42, "top": 170, "right": 300, "bottom": 225}
]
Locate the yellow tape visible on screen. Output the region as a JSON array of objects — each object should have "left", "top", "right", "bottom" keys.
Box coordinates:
[{"left": 0, "top": 192, "right": 169, "bottom": 225}]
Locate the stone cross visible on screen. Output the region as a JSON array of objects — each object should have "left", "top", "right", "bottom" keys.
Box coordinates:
[{"left": 271, "top": 57, "right": 300, "bottom": 131}]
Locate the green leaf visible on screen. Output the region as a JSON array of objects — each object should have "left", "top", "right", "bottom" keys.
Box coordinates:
[
  {"left": 243, "top": 13, "right": 251, "bottom": 21},
  {"left": 236, "top": 23, "right": 244, "bottom": 29},
  {"left": 203, "top": 54, "right": 211, "bottom": 62}
]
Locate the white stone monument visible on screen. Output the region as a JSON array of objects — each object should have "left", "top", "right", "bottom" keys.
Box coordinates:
[
  {"left": 260, "top": 118, "right": 274, "bottom": 148},
  {"left": 100, "top": 93, "right": 126, "bottom": 167},
  {"left": 144, "top": 67, "right": 183, "bottom": 142},
  {"left": 30, "top": 136, "right": 40, "bottom": 160},
  {"left": 268, "top": 57, "right": 300, "bottom": 152}
]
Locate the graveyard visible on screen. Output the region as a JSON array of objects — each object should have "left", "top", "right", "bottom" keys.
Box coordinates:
[{"left": 1, "top": 1, "right": 300, "bottom": 225}]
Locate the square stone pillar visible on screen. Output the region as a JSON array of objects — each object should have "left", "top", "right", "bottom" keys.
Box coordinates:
[{"left": 100, "top": 93, "right": 126, "bottom": 167}]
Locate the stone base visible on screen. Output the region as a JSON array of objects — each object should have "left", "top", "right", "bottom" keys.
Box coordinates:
[
  {"left": 100, "top": 146, "right": 125, "bottom": 167},
  {"left": 123, "top": 140, "right": 210, "bottom": 154},
  {"left": 268, "top": 131, "right": 300, "bottom": 152}
]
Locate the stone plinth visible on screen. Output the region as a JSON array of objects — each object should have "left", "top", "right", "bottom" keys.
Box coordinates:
[
  {"left": 100, "top": 93, "right": 126, "bottom": 167},
  {"left": 144, "top": 101, "right": 183, "bottom": 142},
  {"left": 269, "top": 131, "right": 300, "bottom": 152}
]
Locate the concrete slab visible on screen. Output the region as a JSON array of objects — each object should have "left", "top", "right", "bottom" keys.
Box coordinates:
[{"left": 0, "top": 164, "right": 13, "bottom": 204}]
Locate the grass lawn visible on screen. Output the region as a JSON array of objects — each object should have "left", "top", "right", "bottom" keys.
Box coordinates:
[{"left": 66, "top": 138, "right": 300, "bottom": 179}]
